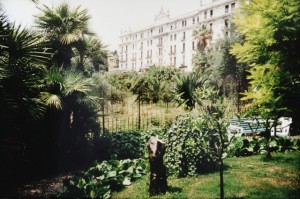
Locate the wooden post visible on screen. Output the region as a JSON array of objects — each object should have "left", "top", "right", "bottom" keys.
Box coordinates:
[{"left": 147, "top": 136, "right": 167, "bottom": 196}]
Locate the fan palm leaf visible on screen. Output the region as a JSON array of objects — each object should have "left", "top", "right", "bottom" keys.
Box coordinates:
[
  {"left": 193, "top": 25, "right": 212, "bottom": 51},
  {"left": 35, "top": 3, "right": 92, "bottom": 68}
]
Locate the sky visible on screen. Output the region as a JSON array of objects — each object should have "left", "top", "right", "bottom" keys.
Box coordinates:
[{"left": 1, "top": 0, "right": 209, "bottom": 51}]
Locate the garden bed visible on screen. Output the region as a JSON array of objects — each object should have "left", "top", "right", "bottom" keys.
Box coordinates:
[{"left": 12, "top": 151, "right": 300, "bottom": 198}]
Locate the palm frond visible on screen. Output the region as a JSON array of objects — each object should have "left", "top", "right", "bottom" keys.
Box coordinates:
[
  {"left": 40, "top": 92, "right": 62, "bottom": 110},
  {"left": 63, "top": 70, "right": 91, "bottom": 96}
]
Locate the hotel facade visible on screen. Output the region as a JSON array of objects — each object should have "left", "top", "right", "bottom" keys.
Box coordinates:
[{"left": 118, "top": 0, "right": 239, "bottom": 72}]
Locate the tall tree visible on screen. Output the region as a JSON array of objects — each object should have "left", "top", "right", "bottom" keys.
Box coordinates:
[
  {"left": 35, "top": 3, "right": 92, "bottom": 68},
  {"left": 230, "top": 0, "right": 300, "bottom": 133}
]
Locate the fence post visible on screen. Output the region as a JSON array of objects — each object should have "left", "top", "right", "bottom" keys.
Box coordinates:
[{"left": 138, "top": 93, "right": 141, "bottom": 130}]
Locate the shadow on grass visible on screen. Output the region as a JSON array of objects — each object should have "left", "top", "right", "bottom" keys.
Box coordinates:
[
  {"left": 197, "top": 163, "right": 231, "bottom": 175},
  {"left": 167, "top": 186, "right": 182, "bottom": 193},
  {"left": 260, "top": 153, "right": 300, "bottom": 164}
]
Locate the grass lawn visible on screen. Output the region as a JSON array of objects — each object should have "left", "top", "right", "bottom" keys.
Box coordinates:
[{"left": 113, "top": 152, "right": 300, "bottom": 199}]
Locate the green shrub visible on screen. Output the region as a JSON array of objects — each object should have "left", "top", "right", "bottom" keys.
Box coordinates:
[
  {"left": 103, "top": 131, "right": 146, "bottom": 160},
  {"left": 227, "top": 137, "right": 300, "bottom": 157},
  {"left": 165, "top": 114, "right": 218, "bottom": 177},
  {"left": 60, "top": 158, "right": 146, "bottom": 198}
]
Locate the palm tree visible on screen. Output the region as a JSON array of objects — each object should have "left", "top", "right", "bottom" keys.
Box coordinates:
[
  {"left": 173, "top": 73, "right": 204, "bottom": 110},
  {"left": 0, "top": 12, "right": 53, "bottom": 189},
  {"left": 193, "top": 24, "right": 212, "bottom": 51},
  {"left": 0, "top": 13, "right": 50, "bottom": 134},
  {"left": 35, "top": 3, "right": 92, "bottom": 68},
  {"left": 42, "top": 67, "right": 98, "bottom": 167},
  {"left": 73, "top": 35, "right": 108, "bottom": 72}
]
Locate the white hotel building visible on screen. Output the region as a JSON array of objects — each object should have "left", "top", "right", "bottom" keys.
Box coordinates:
[{"left": 118, "top": 0, "right": 239, "bottom": 72}]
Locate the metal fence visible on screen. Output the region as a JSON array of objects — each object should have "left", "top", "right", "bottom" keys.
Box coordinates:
[
  {"left": 99, "top": 96, "right": 245, "bottom": 133},
  {"left": 103, "top": 114, "right": 174, "bottom": 132}
]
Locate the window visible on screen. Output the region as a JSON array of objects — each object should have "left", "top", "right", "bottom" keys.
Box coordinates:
[
  {"left": 192, "top": 41, "right": 195, "bottom": 50},
  {"left": 174, "top": 34, "right": 177, "bottom": 40},
  {"left": 170, "top": 46, "right": 172, "bottom": 53},
  {"left": 204, "top": 11, "right": 207, "bottom": 19},
  {"left": 174, "top": 57, "right": 176, "bottom": 65},
  {"left": 141, "top": 33, "right": 143, "bottom": 38},
  {"left": 170, "top": 25, "right": 173, "bottom": 30},
  {"left": 225, "top": 19, "right": 229, "bottom": 28},
  {"left": 159, "top": 27, "right": 164, "bottom": 33},
  {"left": 174, "top": 45, "right": 176, "bottom": 53},
  {"left": 231, "top": 3, "right": 235, "bottom": 9},
  {"left": 170, "top": 35, "right": 173, "bottom": 41},
  {"left": 193, "top": 17, "right": 195, "bottom": 24},
  {"left": 132, "top": 44, "right": 134, "bottom": 49},
  {"left": 170, "top": 57, "right": 172, "bottom": 65},
  {"left": 150, "top": 40, "right": 152, "bottom": 45},
  {"left": 210, "top": 10, "right": 213, "bottom": 17},
  {"left": 159, "top": 48, "right": 162, "bottom": 56},
  {"left": 225, "top": 5, "right": 229, "bottom": 13},
  {"left": 210, "top": 23, "right": 213, "bottom": 30},
  {"left": 183, "top": 43, "right": 185, "bottom": 52},
  {"left": 159, "top": 37, "right": 163, "bottom": 45}
]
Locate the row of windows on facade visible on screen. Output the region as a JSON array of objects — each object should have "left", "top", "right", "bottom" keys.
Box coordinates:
[
  {"left": 126, "top": 54, "right": 185, "bottom": 70},
  {"left": 121, "top": 17, "right": 231, "bottom": 52},
  {"left": 127, "top": 56, "right": 178, "bottom": 69},
  {"left": 122, "top": 19, "right": 214, "bottom": 52},
  {"left": 121, "top": 3, "right": 235, "bottom": 43},
  {"left": 122, "top": 41, "right": 194, "bottom": 62},
  {"left": 123, "top": 31, "right": 184, "bottom": 52}
]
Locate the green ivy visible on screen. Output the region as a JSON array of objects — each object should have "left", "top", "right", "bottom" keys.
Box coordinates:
[{"left": 165, "top": 114, "right": 218, "bottom": 177}]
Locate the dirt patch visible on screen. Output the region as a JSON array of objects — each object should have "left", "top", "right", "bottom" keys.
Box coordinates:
[{"left": 17, "top": 173, "right": 71, "bottom": 198}]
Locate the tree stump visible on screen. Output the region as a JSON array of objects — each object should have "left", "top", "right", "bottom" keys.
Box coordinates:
[{"left": 147, "top": 136, "right": 167, "bottom": 196}]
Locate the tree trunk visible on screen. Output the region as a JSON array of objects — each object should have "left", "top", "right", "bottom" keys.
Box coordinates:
[
  {"left": 220, "top": 158, "right": 224, "bottom": 199},
  {"left": 147, "top": 137, "right": 167, "bottom": 196}
]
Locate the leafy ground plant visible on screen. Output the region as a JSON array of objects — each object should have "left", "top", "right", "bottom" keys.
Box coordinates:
[
  {"left": 227, "top": 136, "right": 300, "bottom": 157},
  {"left": 60, "top": 158, "right": 146, "bottom": 198}
]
